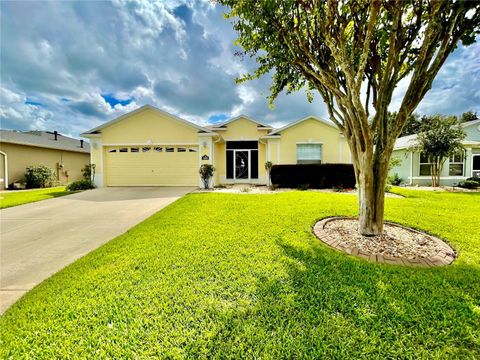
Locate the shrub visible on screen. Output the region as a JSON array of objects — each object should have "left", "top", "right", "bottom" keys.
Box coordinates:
[
  {"left": 387, "top": 173, "right": 403, "bottom": 186},
  {"left": 457, "top": 180, "right": 479, "bottom": 189},
  {"left": 199, "top": 164, "right": 215, "bottom": 189},
  {"left": 265, "top": 161, "right": 273, "bottom": 185},
  {"left": 466, "top": 177, "right": 480, "bottom": 185},
  {"left": 270, "top": 164, "right": 356, "bottom": 189},
  {"left": 385, "top": 184, "right": 392, "bottom": 193},
  {"left": 24, "top": 165, "right": 56, "bottom": 188},
  {"left": 66, "top": 179, "right": 95, "bottom": 191}
]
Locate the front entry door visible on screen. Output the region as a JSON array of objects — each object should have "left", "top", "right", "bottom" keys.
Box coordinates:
[{"left": 234, "top": 150, "right": 249, "bottom": 179}]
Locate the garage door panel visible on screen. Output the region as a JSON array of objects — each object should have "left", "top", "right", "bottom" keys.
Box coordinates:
[{"left": 105, "top": 146, "right": 199, "bottom": 186}]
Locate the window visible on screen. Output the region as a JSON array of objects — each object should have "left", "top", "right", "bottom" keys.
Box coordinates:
[
  {"left": 119, "top": 147, "right": 128, "bottom": 153},
  {"left": 154, "top": 147, "right": 163, "bottom": 152},
  {"left": 142, "top": 147, "right": 151, "bottom": 152},
  {"left": 108, "top": 148, "right": 117, "bottom": 153},
  {"left": 449, "top": 152, "right": 464, "bottom": 176},
  {"left": 189, "top": 147, "right": 198, "bottom": 152},
  {"left": 130, "top": 147, "right": 139, "bottom": 153},
  {"left": 419, "top": 153, "right": 431, "bottom": 176},
  {"left": 177, "top": 147, "right": 186, "bottom": 152},
  {"left": 296, "top": 144, "right": 322, "bottom": 164},
  {"left": 166, "top": 147, "right": 174, "bottom": 152}
]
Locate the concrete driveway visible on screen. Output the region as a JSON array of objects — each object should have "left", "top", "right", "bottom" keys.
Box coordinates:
[{"left": 0, "top": 186, "right": 195, "bottom": 314}]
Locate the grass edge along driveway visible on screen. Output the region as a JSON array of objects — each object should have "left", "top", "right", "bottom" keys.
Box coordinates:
[
  {"left": 0, "top": 187, "right": 70, "bottom": 209},
  {"left": 1, "top": 188, "right": 479, "bottom": 359}
]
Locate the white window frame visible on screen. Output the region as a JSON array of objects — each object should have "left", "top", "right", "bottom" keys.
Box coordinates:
[
  {"left": 296, "top": 143, "right": 322, "bottom": 164},
  {"left": 448, "top": 152, "right": 464, "bottom": 176},
  {"left": 419, "top": 152, "right": 432, "bottom": 176}
]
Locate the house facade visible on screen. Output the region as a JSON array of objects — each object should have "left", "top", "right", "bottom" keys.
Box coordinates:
[
  {"left": 81, "top": 105, "right": 351, "bottom": 187},
  {"left": 389, "top": 119, "right": 480, "bottom": 186},
  {"left": 0, "top": 130, "right": 90, "bottom": 189}
]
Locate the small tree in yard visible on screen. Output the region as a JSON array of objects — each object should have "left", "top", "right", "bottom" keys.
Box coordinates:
[
  {"left": 81, "top": 164, "right": 96, "bottom": 182},
  {"left": 219, "top": 0, "right": 480, "bottom": 235},
  {"left": 199, "top": 164, "right": 215, "bottom": 189},
  {"left": 414, "top": 115, "right": 466, "bottom": 187}
]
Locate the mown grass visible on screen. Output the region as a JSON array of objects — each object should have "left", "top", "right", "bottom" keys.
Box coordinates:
[
  {"left": 0, "top": 187, "right": 70, "bottom": 209},
  {"left": 1, "top": 189, "right": 479, "bottom": 358}
]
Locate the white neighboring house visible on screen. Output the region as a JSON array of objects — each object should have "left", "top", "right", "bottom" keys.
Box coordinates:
[{"left": 389, "top": 119, "right": 480, "bottom": 186}]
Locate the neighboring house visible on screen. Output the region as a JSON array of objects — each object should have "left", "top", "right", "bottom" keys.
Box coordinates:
[
  {"left": 81, "top": 104, "right": 351, "bottom": 187},
  {"left": 390, "top": 119, "right": 480, "bottom": 186},
  {"left": 0, "top": 130, "right": 90, "bottom": 189}
]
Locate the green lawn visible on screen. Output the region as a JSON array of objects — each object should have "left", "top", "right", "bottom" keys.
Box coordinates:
[
  {"left": 0, "top": 187, "right": 70, "bottom": 209},
  {"left": 1, "top": 189, "right": 479, "bottom": 358}
]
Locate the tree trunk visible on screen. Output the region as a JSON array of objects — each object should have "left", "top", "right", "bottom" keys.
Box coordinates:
[{"left": 355, "top": 154, "right": 389, "bottom": 236}]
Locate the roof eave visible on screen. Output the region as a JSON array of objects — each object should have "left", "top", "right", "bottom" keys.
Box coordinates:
[{"left": 0, "top": 139, "right": 90, "bottom": 153}]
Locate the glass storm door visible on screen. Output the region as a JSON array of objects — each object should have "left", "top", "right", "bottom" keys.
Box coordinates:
[
  {"left": 473, "top": 155, "right": 480, "bottom": 178},
  {"left": 234, "top": 150, "right": 249, "bottom": 179}
]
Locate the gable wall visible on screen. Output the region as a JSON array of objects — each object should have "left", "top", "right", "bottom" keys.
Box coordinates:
[
  {"left": 100, "top": 108, "right": 200, "bottom": 144},
  {"left": 464, "top": 122, "right": 480, "bottom": 141},
  {"left": 277, "top": 118, "right": 350, "bottom": 164}
]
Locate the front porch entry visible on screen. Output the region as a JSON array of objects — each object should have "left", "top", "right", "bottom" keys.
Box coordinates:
[{"left": 226, "top": 141, "right": 259, "bottom": 183}]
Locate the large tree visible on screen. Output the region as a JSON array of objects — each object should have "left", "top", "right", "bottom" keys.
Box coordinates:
[{"left": 219, "top": 0, "right": 480, "bottom": 235}]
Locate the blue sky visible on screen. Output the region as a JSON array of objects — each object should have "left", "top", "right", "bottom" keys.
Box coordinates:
[{"left": 1, "top": 0, "right": 479, "bottom": 138}]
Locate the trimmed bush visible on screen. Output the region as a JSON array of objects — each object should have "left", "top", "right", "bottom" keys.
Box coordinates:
[
  {"left": 270, "top": 164, "right": 356, "bottom": 189},
  {"left": 24, "top": 165, "right": 56, "bottom": 188},
  {"left": 66, "top": 179, "right": 95, "bottom": 191},
  {"left": 387, "top": 173, "right": 403, "bottom": 186},
  {"left": 466, "top": 177, "right": 480, "bottom": 185},
  {"left": 199, "top": 164, "right": 215, "bottom": 189},
  {"left": 457, "top": 180, "right": 479, "bottom": 189}
]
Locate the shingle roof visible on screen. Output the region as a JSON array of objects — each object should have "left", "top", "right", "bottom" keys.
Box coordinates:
[{"left": 0, "top": 130, "right": 90, "bottom": 153}]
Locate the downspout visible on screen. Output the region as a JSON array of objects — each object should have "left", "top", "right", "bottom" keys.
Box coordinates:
[
  {"left": 408, "top": 151, "right": 413, "bottom": 185},
  {"left": 0, "top": 150, "right": 8, "bottom": 189}
]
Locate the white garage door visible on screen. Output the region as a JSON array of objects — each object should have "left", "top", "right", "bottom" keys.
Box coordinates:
[{"left": 105, "top": 145, "right": 199, "bottom": 186}]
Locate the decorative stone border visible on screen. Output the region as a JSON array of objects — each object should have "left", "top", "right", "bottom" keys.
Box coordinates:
[{"left": 312, "top": 217, "right": 456, "bottom": 267}]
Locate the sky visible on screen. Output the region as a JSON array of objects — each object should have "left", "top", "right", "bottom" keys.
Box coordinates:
[{"left": 1, "top": 0, "right": 479, "bottom": 138}]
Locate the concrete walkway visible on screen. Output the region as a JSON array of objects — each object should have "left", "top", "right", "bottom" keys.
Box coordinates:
[{"left": 0, "top": 186, "right": 195, "bottom": 314}]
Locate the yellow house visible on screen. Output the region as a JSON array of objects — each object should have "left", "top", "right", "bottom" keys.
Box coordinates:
[
  {"left": 81, "top": 104, "right": 351, "bottom": 187},
  {"left": 0, "top": 130, "right": 90, "bottom": 189}
]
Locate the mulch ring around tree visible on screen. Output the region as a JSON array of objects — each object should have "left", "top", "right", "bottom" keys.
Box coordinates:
[{"left": 313, "top": 217, "right": 456, "bottom": 267}]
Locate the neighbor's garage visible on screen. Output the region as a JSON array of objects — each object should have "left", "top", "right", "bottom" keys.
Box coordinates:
[{"left": 105, "top": 145, "right": 199, "bottom": 186}]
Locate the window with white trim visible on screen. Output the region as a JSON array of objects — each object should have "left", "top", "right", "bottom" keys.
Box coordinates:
[
  {"left": 166, "top": 147, "right": 174, "bottom": 152},
  {"left": 419, "top": 153, "right": 431, "bottom": 176},
  {"left": 119, "top": 147, "right": 128, "bottom": 153},
  {"left": 130, "top": 147, "right": 139, "bottom": 153},
  {"left": 296, "top": 144, "right": 322, "bottom": 164},
  {"left": 142, "top": 147, "right": 151, "bottom": 152},
  {"left": 189, "top": 147, "right": 198, "bottom": 152},
  {"left": 177, "top": 147, "right": 186, "bottom": 152},
  {"left": 108, "top": 148, "right": 117, "bottom": 153},
  {"left": 449, "top": 152, "right": 464, "bottom": 176},
  {"left": 154, "top": 147, "right": 163, "bottom": 152}
]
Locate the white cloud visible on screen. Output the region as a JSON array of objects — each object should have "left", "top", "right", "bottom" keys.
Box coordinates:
[
  {"left": 0, "top": 1, "right": 478, "bottom": 137},
  {"left": 0, "top": 87, "right": 53, "bottom": 130}
]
